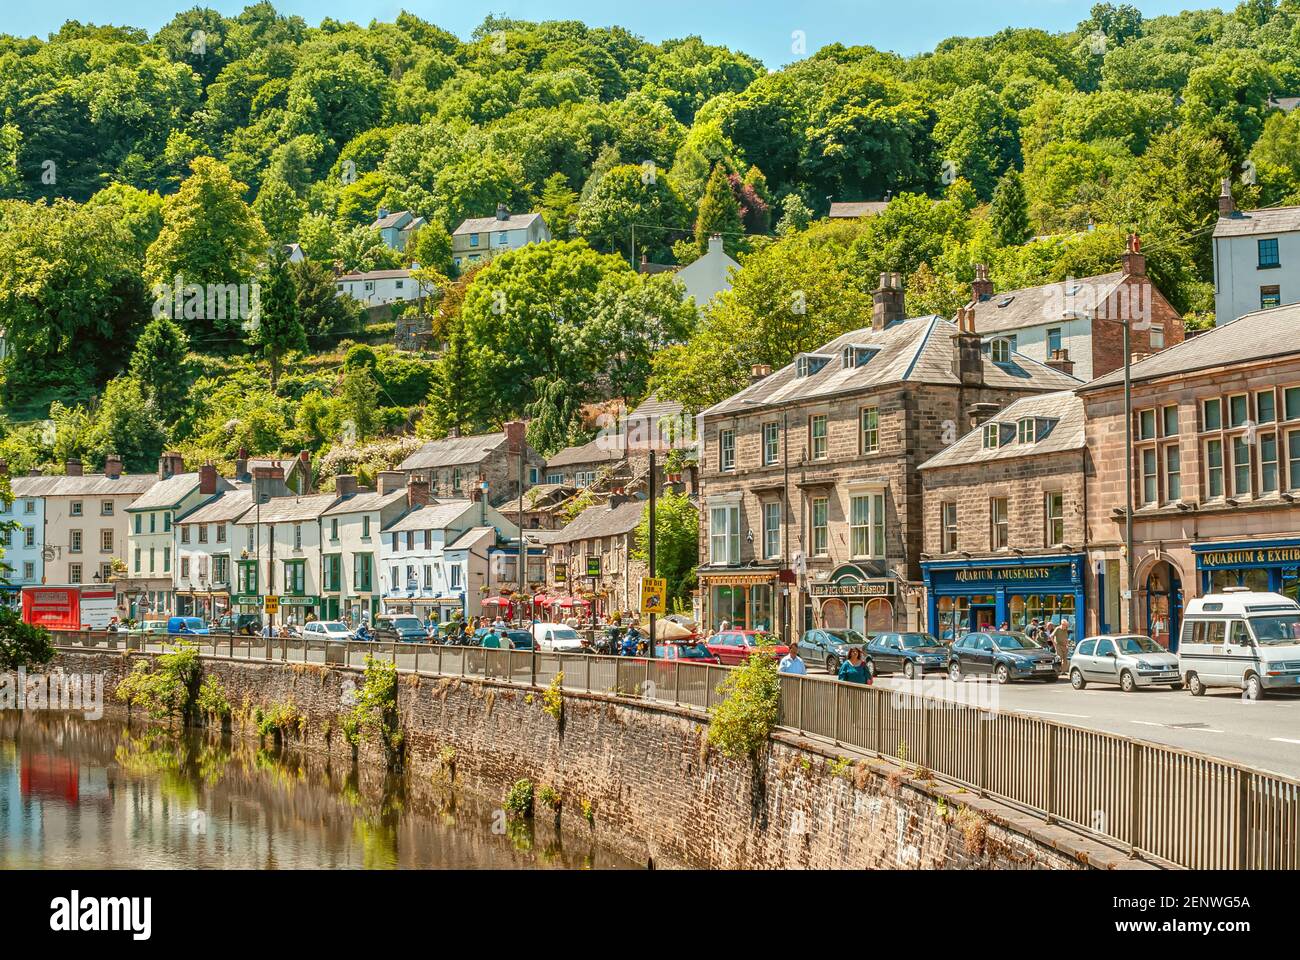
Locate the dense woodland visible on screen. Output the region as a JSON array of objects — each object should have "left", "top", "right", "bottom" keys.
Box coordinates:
[{"left": 1, "top": 2, "right": 1299, "bottom": 483}]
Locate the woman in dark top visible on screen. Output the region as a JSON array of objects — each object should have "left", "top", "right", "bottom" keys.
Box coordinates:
[{"left": 837, "top": 646, "right": 872, "bottom": 684}]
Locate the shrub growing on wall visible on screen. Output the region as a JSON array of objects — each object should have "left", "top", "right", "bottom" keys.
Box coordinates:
[{"left": 707, "top": 648, "right": 780, "bottom": 759}]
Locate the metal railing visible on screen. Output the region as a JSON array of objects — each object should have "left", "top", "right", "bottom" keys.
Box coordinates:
[{"left": 48, "top": 630, "right": 1300, "bottom": 869}]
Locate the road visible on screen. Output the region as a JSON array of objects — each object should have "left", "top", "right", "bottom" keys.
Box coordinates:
[{"left": 863, "top": 669, "right": 1300, "bottom": 780}]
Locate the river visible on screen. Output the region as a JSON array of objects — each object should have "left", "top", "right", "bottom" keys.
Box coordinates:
[{"left": 0, "top": 713, "right": 636, "bottom": 869}]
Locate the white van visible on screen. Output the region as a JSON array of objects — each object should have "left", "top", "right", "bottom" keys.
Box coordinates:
[
  {"left": 1178, "top": 589, "right": 1300, "bottom": 699},
  {"left": 531, "top": 622, "right": 587, "bottom": 653}
]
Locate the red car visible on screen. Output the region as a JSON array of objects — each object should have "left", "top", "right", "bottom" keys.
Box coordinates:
[{"left": 704, "top": 629, "right": 789, "bottom": 666}]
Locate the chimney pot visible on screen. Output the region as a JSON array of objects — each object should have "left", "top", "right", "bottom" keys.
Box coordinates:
[
  {"left": 1218, "top": 178, "right": 1236, "bottom": 217},
  {"left": 750, "top": 363, "right": 772, "bottom": 383},
  {"left": 1046, "top": 348, "right": 1076, "bottom": 376},
  {"left": 971, "top": 263, "right": 994, "bottom": 302},
  {"left": 407, "top": 476, "right": 431, "bottom": 508},
  {"left": 104, "top": 454, "right": 123, "bottom": 479},
  {"left": 1122, "top": 233, "right": 1147, "bottom": 277},
  {"left": 872, "top": 271, "right": 906, "bottom": 330}
]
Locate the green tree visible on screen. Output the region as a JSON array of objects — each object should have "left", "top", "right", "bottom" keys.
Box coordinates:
[
  {"left": 632, "top": 489, "right": 698, "bottom": 607},
  {"left": 694, "top": 163, "right": 744, "bottom": 256},
  {"left": 537, "top": 172, "right": 580, "bottom": 238},
  {"left": 989, "top": 170, "right": 1032, "bottom": 247},
  {"left": 0, "top": 606, "right": 54, "bottom": 670},
  {"left": 933, "top": 84, "right": 1021, "bottom": 200},
  {"left": 291, "top": 259, "right": 364, "bottom": 340},
  {"left": 775, "top": 194, "right": 813, "bottom": 236},
  {"left": 252, "top": 249, "right": 307, "bottom": 393},
  {"left": 338, "top": 365, "right": 379, "bottom": 441},
  {"left": 82, "top": 377, "right": 167, "bottom": 472},
  {"left": 128, "top": 315, "right": 191, "bottom": 424},
  {"left": 575, "top": 165, "right": 690, "bottom": 264}
]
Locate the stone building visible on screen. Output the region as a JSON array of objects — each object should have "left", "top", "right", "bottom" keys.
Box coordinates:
[
  {"left": 1079, "top": 300, "right": 1300, "bottom": 648},
  {"left": 919, "top": 391, "right": 1089, "bottom": 641},
  {"left": 396, "top": 422, "right": 544, "bottom": 506},
  {"left": 545, "top": 497, "right": 648, "bottom": 621},
  {"left": 696, "top": 273, "right": 1081, "bottom": 639},
  {"left": 961, "top": 237, "right": 1183, "bottom": 382}
]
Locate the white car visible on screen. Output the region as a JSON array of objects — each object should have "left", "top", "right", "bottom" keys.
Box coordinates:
[
  {"left": 303, "top": 620, "right": 355, "bottom": 641},
  {"left": 532, "top": 622, "right": 587, "bottom": 653}
]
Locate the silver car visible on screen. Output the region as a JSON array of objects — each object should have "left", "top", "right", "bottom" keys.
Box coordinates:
[{"left": 1069, "top": 634, "right": 1182, "bottom": 692}]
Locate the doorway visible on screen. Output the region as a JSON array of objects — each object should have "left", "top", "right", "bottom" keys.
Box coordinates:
[
  {"left": 1146, "top": 562, "right": 1183, "bottom": 651},
  {"left": 971, "top": 604, "right": 996, "bottom": 630}
]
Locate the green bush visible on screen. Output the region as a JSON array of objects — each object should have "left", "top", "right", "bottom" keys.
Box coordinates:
[
  {"left": 707, "top": 647, "right": 780, "bottom": 759},
  {"left": 506, "top": 778, "right": 534, "bottom": 818}
]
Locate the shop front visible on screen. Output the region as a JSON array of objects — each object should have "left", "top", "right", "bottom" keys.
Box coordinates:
[
  {"left": 176, "top": 590, "right": 231, "bottom": 619},
  {"left": 921, "top": 555, "right": 1085, "bottom": 642},
  {"left": 699, "top": 569, "right": 778, "bottom": 632},
  {"left": 809, "top": 563, "right": 897, "bottom": 633},
  {"left": 1193, "top": 538, "right": 1300, "bottom": 601},
  {"left": 278, "top": 595, "right": 319, "bottom": 624}
]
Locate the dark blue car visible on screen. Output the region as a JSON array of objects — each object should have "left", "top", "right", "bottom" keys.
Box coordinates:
[
  {"left": 947, "top": 631, "right": 1061, "bottom": 684},
  {"left": 864, "top": 631, "right": 949, "bottom": 678},
  {"left": 474, "top": 627, "right": 534, "bottom": 651}
]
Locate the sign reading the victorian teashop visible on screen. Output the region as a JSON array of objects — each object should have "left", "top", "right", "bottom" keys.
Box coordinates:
[
  {"left": 1198, "top": 547, "right": 1300, "bottom": 568},
  {"left": 954, "top": 566, "right": 1054, "bottom": 582},
  {"left": 810, "top": 580, "right": 894, "bottom": 597}
]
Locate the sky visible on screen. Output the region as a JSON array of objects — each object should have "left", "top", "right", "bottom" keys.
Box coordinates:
[{"left": 4, "top": 0, "right": 1220, "bottom": 67}]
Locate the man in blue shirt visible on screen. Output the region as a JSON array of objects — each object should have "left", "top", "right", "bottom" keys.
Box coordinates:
[{"left": 779, "top": 641, "right": 807, "bottom": 675}]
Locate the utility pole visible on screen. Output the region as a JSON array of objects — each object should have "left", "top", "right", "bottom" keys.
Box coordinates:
[
  {"left": 1123, "top": 315, "right": 1134, "bottom": 632},
  {"left": 517, "top": 447, "right": 525, "bottom": 626},
  {"left": 648, "top": 449, "right": 657, "bottom": 659}
]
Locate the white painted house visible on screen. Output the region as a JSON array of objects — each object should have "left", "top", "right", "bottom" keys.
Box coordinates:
[
  {"left": 675, "top": 235, "right": 739, "bottom": 307},
  {"left": 451, "top": 205, "right": 551, "bottom": 270},
  {"left": 370, "top": 208, "right": 426, "bottom": 252},
  {"left": 174, "top": 485, "right": 251, "bottom": 619},
  {"left": 1213, "top": 179, "right": 1300, "bottom": 324},
  {"left": 335, "top": 269, "right": 430, "bottom": 308},
  {"left": 234, "top": 492, "right": 338, "bottom": 627},
  {"left": 321, "top": 474, "right": 410, "bottom": 624}
]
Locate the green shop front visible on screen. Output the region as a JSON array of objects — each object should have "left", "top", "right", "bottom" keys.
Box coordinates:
[{"left": 921, "top": 555, "right": 1085, "bottom": 642}]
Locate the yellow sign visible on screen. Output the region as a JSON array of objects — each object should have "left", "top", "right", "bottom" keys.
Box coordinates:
[
  {"left": 263, "top": 595, "right": 279, "bottom": 615},
  {"left": 640, "top": 577, "right": 667, "bottom": 614}
]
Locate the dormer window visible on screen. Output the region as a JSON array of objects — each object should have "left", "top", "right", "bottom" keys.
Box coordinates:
[
  {"left": 990, "top": 338, "right": 1013, "bottom": 364},
  {"left": 983, "top": 423, "right": 1000, "bottom": 449},
  {"left": 1018, "top": 418, "right": 1035, "bottom": 443},
  {"left": 840, "top": 345, "right": 878, "bottom": 369},
  {"left": 795, "top": 353, "right": 832, "bottom": 378}
]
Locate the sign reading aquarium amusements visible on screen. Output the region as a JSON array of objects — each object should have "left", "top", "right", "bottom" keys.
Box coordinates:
[{"left": 954, "top": 566, "right": 1054, "bottom": 582}]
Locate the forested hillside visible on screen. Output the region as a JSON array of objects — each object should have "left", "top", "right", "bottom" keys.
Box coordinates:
[{"left": 1, "top": 2, "right": 1298, "bottom": 480}]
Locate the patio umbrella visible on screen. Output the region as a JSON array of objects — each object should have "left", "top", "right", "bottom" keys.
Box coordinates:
[
  {"left": 556, "top": 596, "right": 590, "bottom": 609},
  {"left": 647, "top": 618, "right": 694, "bottom": 641}
]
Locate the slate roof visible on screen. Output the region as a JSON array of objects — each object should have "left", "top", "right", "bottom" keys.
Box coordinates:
[
  {"left": 703, "top": 315, "right": 1081, "bottom": 418},
  {"left": 829, "top": 201, "right": 889, "bottom": 219},
  {"left": 919, "top": 392, "right": 1085, "bottom": 471},
  {"left": 628, "top": 392, "right": 685, "bottom": 421},
  {"left": 545, "top": 438, "right": 626, "bottom": 469},
  {"left": 550, "top": 499, "right": 646, "bottom": 543},
  {"left": 447, "top": 526, "right": 496, "bottom": 550},
  {"left": 453, "top": 212, "right": 543, "bottom": 235},
  {"left": 371, "top": 210, "right": 414, "bottom": 230},
  {"left": 383, "top": 500, "right": 476, "bottom": 533},
  {"left": 397, "top": 432, "right": 507, "bottom": 471},
  {"left": 235, "top": 494, "right": 338, "bottom": 524},
  {"left": 323, "top": 489, "right": 407, "bottom": 516},
  {"left": 8, "top": 474, "right": 157, "bottom": 497},
  {"left": 1213, "top": 206, "right": 1300, "bottom": 238},
  {"left": 1081, "top": 302, "right": 1300, "bottom": 391},
  {"left": 127, "top": 472, "right": 204, "bottom": 511},
  {"left": 337, "top": 268, "right": 414, "bottom": 281},
  {"left": 965, "top": 272, "right": 1128, "bottom": 334},
  {"left": 176, "top": 488, "right": 252, "bottom": 525}
]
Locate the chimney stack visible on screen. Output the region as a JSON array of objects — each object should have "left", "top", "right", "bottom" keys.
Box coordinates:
[
  {"left": 334, "top": 474, "right": 358, "bottom": 498},
  {"left": 1045, "top": 348, "right": 1075, "bottom": 376},
  {"left": 235, "top": 447, "right": 249, "bottom": 482},
  {"left": 872, "top": 272, "right": 905, "bottom": 330},
  {"left": 1218, "top": 178, "right": 1236, "bottom": 217},
  {"left": 1121, "top": 232, "right": 1146, "bottom": 277},
  {"left": 966, "top": 402, "right": 1002, "bottom": 428},
  {"left": 378, "top": 206, "right": 389, "bottom": 221},
  {"left": 199, "top": 462, "right": 218, "bottom": 495},
  {"left": 65, "top": 458, "right": 83, "bottom": 477},
  {"left": 297, "top": 449, "right": 312, "bottom": 493},
  {"left": 407, "top": 475, "right": 431, "bottom": 508},
  {"left": 504, "top": 419, "right": 526, "bottom": 454},
  {"left": 158, "top": 450, "right": 184, "bottom": 480},
  {"left": 378, "top": 471, "right": 406, "bottom": 496},
  {"left": 971, "top": 263, "right": 994, "bottom": 302},
  {"left": 750, "top": 363, "right": 772, "bottom": 384},
  {"left": 953, "top": 305, "right": 984, "bottom": 386},
  {"left": 496, "top": 202, "right": 509, "bottom": 221},
  {"left": 252, "top": 465, "right": 290, "bottom": 503},
  {"left": 708, "top": 235, "right": 724, "bottom": 256},
  {"left": 104, "top": 454, "right": 123, "bottom": 479}
]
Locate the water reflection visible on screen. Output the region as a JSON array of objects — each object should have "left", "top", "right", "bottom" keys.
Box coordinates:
[{"left": 0, "top": 714, "right": 634, "bottom": 869}]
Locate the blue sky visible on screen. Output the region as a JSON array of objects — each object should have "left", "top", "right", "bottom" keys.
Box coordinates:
[{"left": 5, "top": 1, "right": 1217, "bottom": 66}]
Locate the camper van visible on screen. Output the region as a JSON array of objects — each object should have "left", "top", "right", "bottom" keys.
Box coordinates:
[{"left": 1178, "top": 589, "right": 1300, "bottom": 700}]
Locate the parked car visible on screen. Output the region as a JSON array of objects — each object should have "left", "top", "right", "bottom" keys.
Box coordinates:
[
  {"left": 303, "top": 620, "right": 355, "bottom": 642},
  {"left": 1179, "top": 589, "right": 1300, "bottom": 700},
  {"left": 129, "top": 620, "right": 169, "bottom": 639},
  {"left": 865, "top": 631, "right": 949, "bottom": 678},
  {"left": 476, "top": 627, "right": 535, "bottom": 651},
  {"left": 704, "top": 629, "right": 789, "bottom": 666},
  {"left": 373, "top": 615, "right": 427, "bottom": 643},
  {"left": 651, "top": 641, "right": 719, "bottom": 664},
  {"left": 532, "top": 622, "right": 587, "bottom": 653},
  {"left": 167, "top": 616, "right": 209, "bottom": 636},
  {"left": 798, "top": 627, "right": 868, "bottom": 674},
  {"left": 1069, "top": 634, "right": 1181, "bottom": 691},
  {"left": 216, "top": 613, "right": 262, "bottom": 635},
  {"left": 946, "top": 631, "right": 1060, "bottom": 683}
]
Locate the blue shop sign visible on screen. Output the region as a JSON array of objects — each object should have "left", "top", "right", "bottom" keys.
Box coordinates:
[
  {"left": 1193, "top": 538, "right": 1300, "bottom": 570},
  {"left": 923, "top": 556, "right": 1083, "bottom": 593}
]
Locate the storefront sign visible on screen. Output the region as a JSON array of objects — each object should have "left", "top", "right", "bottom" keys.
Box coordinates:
[
  {"left": 278, "top": 595, "right": 319, "bottom": 607},
  {"left": 810, "top": 579, "right": 894, "bottom": 597},
  {"left": 1198, "top": 547, "right": 1300, "bottom": 568},
  {"left": 954, "top": 566, "right": 1054, "bottom": 582},
  {"left": 554, "top": 564, "right": 567, "bottom": 584},
  {"left": 233, "top": 594, "right": 259, "bottom": 606},
  {"left": 586, "top": 556, "right": 601, "bottom": 578}
]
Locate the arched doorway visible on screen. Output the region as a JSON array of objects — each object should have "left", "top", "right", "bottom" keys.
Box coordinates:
[
  {"left": 1145, "top": 561, "right": 1183, "bottom": 651},
  {"left": 866, "top": 598, "right": 894, "bottom": 633},
  {"left": 820, "top": 598, "right": 847, "bottom": 629}
]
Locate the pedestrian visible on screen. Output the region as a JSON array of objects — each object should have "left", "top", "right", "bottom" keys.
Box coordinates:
[
  {"left": 998, "top": 621, "right": 1009, "bottom": 632},
  {"left": 1051, "top": 618, "right": 1071, "bottom": 671},
  {"left": 837, "top": 646, "right": 872, "bottom": 684},
  {"left": 778, "top": 642, "right": 807, "bottom": 675},
  {"left": 719, "top": 620, "right": 731, "bottom": 632},
  {"left": 1027, "top": 618, "right": 1041, "bottom": 643}
]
